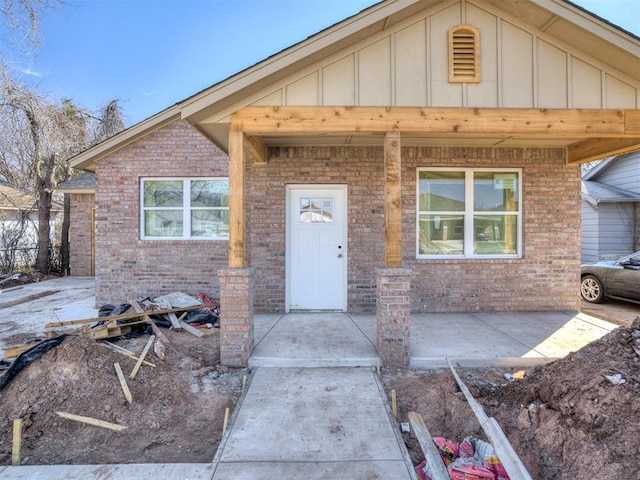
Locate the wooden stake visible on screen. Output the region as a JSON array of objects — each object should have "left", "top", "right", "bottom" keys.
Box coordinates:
[
  {"left": 222, "top": 407, "right": 230, "bottom": 434},
  {"left": 242, "top": 375, "right": 247, "bottom": 391},
  {"left": 11, "top": 419, "right": 22, "bottom": 466},
  {"left": 130, "top": 335, "right": 155, "bottom": 379},
  {"left": 55, "top": 411, "right": 127, "bottom": 432},
  {"left": 376, "top": 358, "right": 381, "bottom": 376},
  {"left": 102, "top": 342, "right": 156, "bottom": 368},
  {"left": 391, "top": 389, "right": 398, "bottom": 419},
  {"left": 114, "top": 363, "right": 133, "bottom": 404}
]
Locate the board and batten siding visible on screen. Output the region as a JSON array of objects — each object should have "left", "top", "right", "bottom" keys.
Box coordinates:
[{"left": 244, "top": 0, "right": 638, "bottom": 113}]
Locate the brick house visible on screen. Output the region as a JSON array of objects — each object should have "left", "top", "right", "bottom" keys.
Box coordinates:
[{"left": 68, "top": 0, "right": 639, "bottom": 366}]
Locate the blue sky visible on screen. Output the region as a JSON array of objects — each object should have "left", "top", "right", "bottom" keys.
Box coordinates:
[{"left": 8, "top": 0, "right": 639, "bottom": 127}]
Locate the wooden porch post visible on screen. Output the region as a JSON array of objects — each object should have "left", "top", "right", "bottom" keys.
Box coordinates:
[
  {"left": 384, "top": 131, "right": 402, "bottom": 267},
  {"left": 228, "top": 127, "right": 246, "bottom": 268},
  {"left": 377, "top": 131, "right": 411, "bottom": 368},
  {"left": 218, "top": 125, "right": 254, "bottom": 367}
]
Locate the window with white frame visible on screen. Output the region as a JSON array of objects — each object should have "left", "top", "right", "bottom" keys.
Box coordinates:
[
  {"left": 417, "top": 168, "right": 521, "bottom": 258},
  {"left": 141, "top": 178, "right": 229, "bottom": 239}
]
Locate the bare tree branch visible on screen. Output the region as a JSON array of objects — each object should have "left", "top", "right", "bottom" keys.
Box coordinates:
[
  {"left": 0, "top": 0, "right": 62, "bottom": 56},
  {"left": 0, "top": 70, "right": 124, "bottom": 272}
]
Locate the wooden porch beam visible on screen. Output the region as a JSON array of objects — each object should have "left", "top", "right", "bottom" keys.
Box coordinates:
[
  {"left": 244, "top": 134, "right": 267, "bottom": 164},
  {"left": 384, "top": 131, "right": 402, "bottom": 268},
  {"left": 228, "top": 128, "right": 246, "bottom": 268},
  {"left": 567, "top": 137, "right": 640, "bottom": 165},
  {"left": 232, "top": 106, "right": 640, "bottom": 138}
]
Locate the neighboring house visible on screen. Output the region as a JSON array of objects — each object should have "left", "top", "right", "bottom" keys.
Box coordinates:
[
  {"left": 56, "top": 173, "right": 96, "bottom": 276},
  {"left": 0, "top": 180, "right": 62, "bottom": 272},
  {"left": 581, "top": 153, "right": 640, "bottom": 263},
  {"left": 67, "top": 0, "right": 640, "bottom": 365}
]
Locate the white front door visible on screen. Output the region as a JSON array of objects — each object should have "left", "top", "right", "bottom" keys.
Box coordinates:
[{"left": 286, "top": 185, "right": 347, "bottom": 311}]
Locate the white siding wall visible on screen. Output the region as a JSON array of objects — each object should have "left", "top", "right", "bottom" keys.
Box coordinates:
[{"left": 248, "top": 0, "right": 639, "bottom": 111}]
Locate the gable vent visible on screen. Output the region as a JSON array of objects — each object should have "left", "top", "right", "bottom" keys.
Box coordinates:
[{"left": 448, "top": 25, "right": 480, "bottom": 83}]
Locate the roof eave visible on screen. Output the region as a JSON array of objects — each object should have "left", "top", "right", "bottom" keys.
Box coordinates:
[{"left": 55, "top": 188, "right": 95, "bottom": 194}]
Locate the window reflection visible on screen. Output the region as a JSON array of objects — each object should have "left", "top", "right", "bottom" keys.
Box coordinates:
[{"left": 299, "top": 196, "right": 333, "bottom": 223}]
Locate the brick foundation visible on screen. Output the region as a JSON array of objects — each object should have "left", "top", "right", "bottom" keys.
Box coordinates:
[
  {"left": 218, "top": 268, "right": 255, "bottom": 367},
  {"left": 376, "top": 267, "right": 412, "bottom": 368}
]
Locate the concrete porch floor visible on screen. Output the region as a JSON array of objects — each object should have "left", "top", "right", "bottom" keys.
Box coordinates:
[{"left": 250, "top": 310, "right": 617, "bottom": 368}]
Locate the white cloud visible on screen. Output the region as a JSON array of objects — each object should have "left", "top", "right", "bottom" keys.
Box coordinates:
[{"left": 16, "top": 66, "right": 42, "bottom": 77}]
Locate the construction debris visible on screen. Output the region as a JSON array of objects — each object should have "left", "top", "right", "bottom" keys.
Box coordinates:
[{"left": 2, "top": 291, "right": 220, "bottom": 362}]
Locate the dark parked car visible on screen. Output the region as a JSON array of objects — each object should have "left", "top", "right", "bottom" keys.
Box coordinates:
[{"left": 580, "top": 251, "right": 640, "bottom": 304}]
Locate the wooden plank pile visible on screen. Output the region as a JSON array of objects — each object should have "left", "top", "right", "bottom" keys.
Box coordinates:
[{"left": 2, "top": 295, "right": 214, "bottom": 360}]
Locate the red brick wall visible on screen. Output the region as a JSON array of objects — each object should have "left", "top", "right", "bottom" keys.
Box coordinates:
[
  {"left": 94, "top": 123, "right": 581, "bottom": 312},
  {"left": 94, "top": 120, "right": 229, "bottom": 306},
  {"left": 247, "top": 145, "right": 581, "bottom": 313},
  {"left": 69, "top": 193, "right": 95, "bottom": 276},
  {"left": 403, "top": 147, "right": 581, "bottom": 312},
  {"left": 246, "top": 147, "right": 386, "bottom": 312}
]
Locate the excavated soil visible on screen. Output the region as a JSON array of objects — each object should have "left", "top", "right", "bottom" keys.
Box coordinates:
[
  {"left": 383, "top": 318, "right": 640, "bottom": 480},
  {"left": 0, "top": 327, "right": 246, "bottom": 465},
  {"left": 1, "top": 314, "right": 639, "bottom": 479}
]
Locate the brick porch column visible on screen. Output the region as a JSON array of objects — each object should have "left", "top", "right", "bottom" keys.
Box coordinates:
[
  {"left": 376, "top": 267, "right": 412, "bottom": 368},
  {"left": 217, "top": 268, "right": 255, "bottom": 367}
]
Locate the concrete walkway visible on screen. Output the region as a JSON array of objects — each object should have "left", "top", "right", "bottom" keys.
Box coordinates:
[
  {"left": 212, "top": 367, "right": 413, "bottom": 479},
  {"left": 0, "top": 277, "right": 621, "bottom": 479}
]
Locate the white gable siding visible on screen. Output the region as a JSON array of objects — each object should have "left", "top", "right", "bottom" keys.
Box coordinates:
[
  {"left": 395, "top": 22, "right": 428, "bottom": 106},
  {"left": 537, "top": 40, "right": 568, "bottom": 108},
  {"left": 242, "top": 0, "right": 638, "bottom": 113}
]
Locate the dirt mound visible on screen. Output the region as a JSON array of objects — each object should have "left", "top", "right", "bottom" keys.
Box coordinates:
[
  {"left": 385, "top": 319, "right": 640, "bottom": 479},
  {"left": 476, "top": 318, "right": 640, "bottom": 479},
  {"left": 0, "top": 329, "right": 245, "bottom": 465}
]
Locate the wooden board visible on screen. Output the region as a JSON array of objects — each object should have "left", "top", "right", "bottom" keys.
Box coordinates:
[
  {"left": 3, "top": 342, "right": 42, "bottom": 359},
  {"left": 55, "top": 411, "right": 127, "bottom": 432},
  {"left": 114, "top": 362, "right": 133, "bottom": 404},
  {"left": 407, "top": 411, "right": 449, "bottom": 480},
  {"left": 44, "top": 304, "right": 203, "bottom": 329},
  {"left": 179, "top": 321, "right": 205, "bottom": 338},
  {"left": 447, "top": 359, "right": 533, "bottom": 480},
  {"left": 130, "top": 335, "right": 155, "bottom": 379}
]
